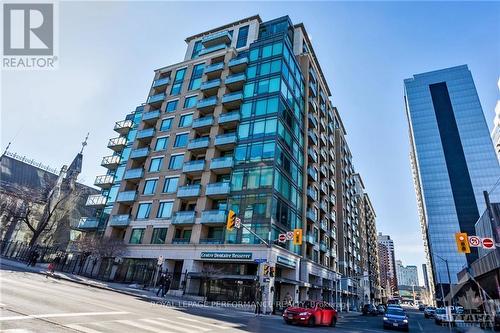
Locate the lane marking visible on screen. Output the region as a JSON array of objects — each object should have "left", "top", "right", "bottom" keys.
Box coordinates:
[
  {"left": 65, "top": 324, "right": 104, "bottom": 333},
  {"left": 418, "top": 320, "right": 424, "bottom": 332},
  {"left": 154, "top": 317, "right": 211, "bottom": 332},
  {"left": 177, "top": 316, "right": 233, "bottom": 329},
  {"left": 0, "top": 311, "right": 129, "bottom": 321}
]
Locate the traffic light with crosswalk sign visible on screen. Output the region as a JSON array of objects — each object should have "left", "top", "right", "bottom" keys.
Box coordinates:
[
  {"left": 226, "top": 210, "right": 236, "bottom": 231},
  {"left": 455, "top": 232, "right": 471, "bottom": 254},
  {"left": 293, "top": 229, "right": 303, "bottom": 245}
]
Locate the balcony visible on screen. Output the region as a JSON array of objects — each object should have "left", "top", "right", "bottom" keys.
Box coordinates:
[
  {"left": 94, "top": 175, "right": 114, "bottom": 189},
  {"left": 308, "top": 131, "right": 318, "bottom": 145},
  {"left": 222, "top": 91, "right": 243, "bottom": 109},
  {"left": 192, "top": 116, "right": 214, "bottom": 133},
  {"left": 308, "top": 148, "right": 318, "bottom": 163},
  {"left": 182, "top": 160, "right": 205, "bottom": 175},
  {"left": 320, "top": 221, "right": 329, "bottom": 232},
  {"left": 123, "top": 168, "right": 144, "bottom": 181},
  {"left": 320, "top": 165, "right": 328, "bottom": 177},
  {"left": 147, "top": 93, "right": 165, "bottom": 105},
  {"left": 224, "top": 73, "right": 246, "bottom": 91},
  {"left": 77, "top": 217, "right": 99, "bottom": 230},
  {"left": 306, "top": 209, "right": 317, "bottom": 223},
  {"left": 108, "top": 214, "right": 131, "bottom": 228},
  {"left": 205, "top": 182, "right": 230, "bottom": 198},
  {"left": 320, "top": 133, "right": 327, "bottom": 146},
  {"left": 101, "top": 155, "right": 120, "bottom": 169},
  {"left": 199, "top": 238, "right": 224, "bottom": 244},
  {"left": 197, "top": 96, "right": 217, "bottom": 113},
  {"left": 177, "top": 184, "right": 201, "bottom": 198},
  {"left": 307, "top": 167, "right": 318, "bottom": 181},
  {"left": 309, "top": 83, "right": 317, "bottom": 97},
  {"left": 307, "top": 187, "right": 317, "bottom": 201},
  {"left": 142, "top": 109, "right": 160, "bottom": 124},
  {"left": 85, "top": 194, "right": 107, "bottom": 208},
  {"left": 187, "top": 137, "right": 210, "bottom": 152},
  {"left": 114, "top": 120, "right": 133, "bottom": 135},
  {"left": 204, "top": 62, "right": 224, "bottom": 79},
  {"left": 228, "top": 56, "right": 248, "bottom": 73},
  {"left": 172, "top": 211, "right": 196, "bottom": 225},
  {"left": 309, "top": 99, "right": 318, "bottom": 113},
  {"left": 108, "top": 137, "right": 127, "bottom": 152},
  {"left": 116, "top": 191, "right": 137, "bottom": 203},
  {"left": 210, "top": 156, "right": 234, "bottom": 173},
  {"left": 305, "top": 233, "right": 315, "bottom": 244},
  {"left": 308, "top": 114, "right": 318, "bottom": 129},
  {"left": 130, "top": 147, "right": 149, "bottom": 160},
  {"left": 218, "top": 111, "right": 240, "bottom": 128},
  {"left": 136, "top": 128, "right": 155, "bottom": 141},
  {"left": 200, "top": 79, "right": 220, "bottom": 96},
  {"left": 320, "top": 182, "right": 328, "bottom": 194},
  {"left": 172, "top": 238, "right": 191, "bottom": 244},
  {"left": 200, "top": 210, "right": 227, "bottom": 224},
  {"left": 321, "top": 201, "right": 328, "bottom": 213},
  {"left": 214, "top": 133, "right": 237, "bottom": 150},
  {"left": 320, "top": 149, "right": 327, "bottom": 161},
  {"left": 152, "top": 77, "right": 170, "bottom": 88},
  {"left": 320, "top": 242, "right": 328, "bottom": 252},
  {"left": 202, "top": 30, "right": 232, "bottom": 47},
  {"left": 199, "top": 43, "right": 227, "bottom": 56}
]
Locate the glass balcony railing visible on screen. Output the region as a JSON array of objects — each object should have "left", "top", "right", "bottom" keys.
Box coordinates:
[
  {"left": 197, "top": 96, "right": 217, "bottom": 110},
  {"left": 147, "top": 93, "right": 165, "bottom": 104},
  {"left": 116, "top": 191, "right": 137, "bottom": 203},
  {"left": 204, "top": 62, "right": 224, "bottom": 74},
  {"left": 308, "top": 131, "right": 318, "bottom": 145},
  {"left": 182, "top": 160, "right": 205, "bottom": 173},
  {"left": 321, "top": 201, "right": 328, "bottom": 212},
  {"left": 199, "top": 238, "right": 224, "bottom": 244},
  {"left": 222, "top": 91, "right": 243, "bottom": 105},
  {"left": 228, "top": 57, "right": 249, "bottom": 69},
  {"left": 308, "top": 148, "right": 318, "bottom": 162},
  {"left": 320, "top": 221, "right": 329, "bottom": 232},
  {"left": 306, "top": 210, "right": 317, "bottom": 222},
  {"left": 219, "top": 111, "right": 240, "bottom": 124},
  {"left": 152, "top": 77, "right": 170, "bottom": 88},
  {"left": 305, "top": 233, "right": 315, "bottom": 244},
  {"left": 214, "top": 133, "right": 237, "bottom": 146},
  {"left": 205, "top": 182, "right": 230, "bottom": 196},
  {"left": 187, "top": 137, "right": 210, "bottom": 150},
  {"left": 200, "top": 79, "right": 221, "bottom": 91},
  {"left": 308, "top": 114, "right": 318, "bottom": 128},
  {"left": 109, "top": 214, "right": 131, "bottom": 227},
  {"left": 172, "top": 211, "right": 196, "bottom": 224},
  {"left": 200, "top": 210, "right": 227, "bottom": 224},
  {"left": 101, "top": 155, "right": 120, "bottom": 168},
  {"left": 210, "top": 156, "right": 234, "bottom": 170},
  {"left": 307, "top": 187, "right": 317, "bottom": 200},
  {"left": 192, "top": 116, "right": 214, "bottom": 129},
  {"left": 137, "top": 128, "right": 155, "bottom": 139},
  {"left": 130, "top": 147, "right": 149, "bottom": 159},
  {"left": 142, "top": 109, "right": 160, "bottom": 122},
  {"left": 85, "top": 194, "right": 107, "bottom": 207},
  {"left": 307, "top": 167, "right": 318, "bottom": 181},
  {"left": 77, "top": 217, "right": 99, "bottom": 229},
  {"left": 177, "top": 184, "right": 201, "bottom": 198},
  {"left": 123, "top": 168, "right": 144, "bottom": 180},
  {"left": 320, "top": 242, "right": 328, "bottom": 252},
  {"left": 224, "top": 73, "right": 246, "bottom": 85},
  {"left": 172, "top": 238, "right": 191, "bottom": 244},
  {"left": 199, "top": 43, "right": 227, "bottom": 56},
  {"left": 201, "top": 30, "right": 232, "bottom": 47}
]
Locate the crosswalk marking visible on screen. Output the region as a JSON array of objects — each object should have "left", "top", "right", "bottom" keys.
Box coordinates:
[
  {"left": 177, "top": 316, "right": 233, "bottom": 329},
  {"left": 0, "top": 311, "right": 129, "bottom": 321},
  {"left": 65, "top": 324, "right": 104, "bottom": 333},
  {"left": 154, "top": 318, "right": 211, "bottom": 332},
  {"left": 115, "top": 319, "right": 179, "bottom": 332}
]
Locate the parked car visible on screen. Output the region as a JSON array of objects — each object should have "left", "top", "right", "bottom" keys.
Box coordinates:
[
  {"left": 434, "top": 307, "right": 454, "bottom": 326},
  {"left": 363, "top": 304, "right": 378, "bottom": 316},
  {"left": 383, "top": 307, "right": 409, "bottom": 331},
  {"left": 418, "top": 304, "right": 426, "bottom": 311},
  {"left": 378, "top": 304, "right": 387, "bottom": 315},
  {"left": 424, "top": 306, "right": 436, "bottom": 319},
  {"left": 283, "top": 300, "right": 337, "bottom": 327}
]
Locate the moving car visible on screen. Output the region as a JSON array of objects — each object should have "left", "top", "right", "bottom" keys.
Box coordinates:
[
  {"left": 283, "top": 300, "right": 337, "bottom": 327},
  {"left": 378, "top": 304, "right": 387, "bottom": 315},
  {"left": 424, "top": 306, "right": 436, "bottom": 319},
  {"left": 418, "top": 304, "right": 426, "bottom": 311},
  {"left": 363, "top": 304, "right": 378, "bottom": 316},
  {"left": 383, "top": 307, "right": 409, "bottom": 331},
  {"left": 434, "top": 307, "right": 454, "bottom": 326}
]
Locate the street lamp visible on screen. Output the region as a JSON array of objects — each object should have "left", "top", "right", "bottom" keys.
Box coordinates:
[{"left": 434, "top": 253, "right": 453, "bottom": 306}]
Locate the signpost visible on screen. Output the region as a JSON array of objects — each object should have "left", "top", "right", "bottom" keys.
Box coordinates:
[
  {"left": 278, "top": 234, "right": 287, "bottom": 243},
  {"left": 468, "top": 236, "right": 481, "bottom": 247},
  {"left": 482, "top": 238, "right": 495, "bottom": 249}
]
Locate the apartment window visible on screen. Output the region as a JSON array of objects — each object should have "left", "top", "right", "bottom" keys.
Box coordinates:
[
  {"left": 183, "top": 95, "right": 197, "bottom": 109},
  {"left": 149, "top": 157, "right": 163, "bottom": 172},
  {"left": 191, "top": 41, "right": 203, "bottom": 59},
  {"left": 173, "top": 133, "right": 188, "bottom": 148},
  {"left": 166, "top": 100, "right": 178, "bottom": 113},
  {"left": 163, "top": 177, "right": 179, "bottom": 193},
  {"left": 157, "top": 202, "right": 174, "bottom": 219},
  {"left": 136, "top": 203, "right": 151, "bottom": 219},
  {"left": 130, "top": 228, "right": 145, "bottom": 244},
  {"left": 160, "top": 118, "right": 173, "bottom": 131},
  {"left": 143, "top": 179, "right": 157, "bottom": 195},
  {"left": 179, "top": 114, "right": 193, "bottom": 128},
  {"left": 170, "top": 68, "right": 186, "bottom": 95},
  {"left": 151, "top": 228, "right": 168, "bottom": 244},
  {"left": 155, "top": 137, "right": 168, "bottom": 151},
  {"left": 168, "top": 154, "right": 184, "bottom": 170},
  {"left": 236, "top": 26, "right": 249, "bottom": 48},
  {"left": 188, "top": 63, "right": 204, "bottom": 90}
]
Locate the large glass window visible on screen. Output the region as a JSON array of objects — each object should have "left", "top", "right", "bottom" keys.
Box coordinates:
[
  {"left": 188, "top": 64, "right": 204, "bottom": 90},
  {"left": 238, "top": 117, "right": 277, "bottom": 139},
  {"left": 166, "top": 100, "right": 178, "bottom": 113},
  {"left": 170, "top": 68, "right": 186, "bottom": 95},
  {"left": 136, "top": 203, "right": 151, "bottom": 219},
  {"left": 183, "top": 96, "right": 197, "bottom": 109},
  {"left": 234, "top": 140, "right": 275, "bottom": 164},
  {"left": 179, "top": 114, "right": 193, "bottom": 127},
  {"left": 149, "top": 157, "right": 163, "bottom": 172},
  {"left": 155, "top": 137, "right": 168, "bottom": 151},
  {"left": 168, "top": 154, "right": 184, "bottom": 170},
  {"left": 231, "top": 166, "right": 273, "bottom": 191},
  {"left": 143, "top": 179, "right": 157, "bottom": 195},
  {"left": 160, "top": 118, "right": 173, "bottom": 131},
  {"left": 236, "top": 25, "right": 249, "bottom": 48},
  {"left": 130, "top": 228, "right": 145, "bottom": 244},
  {"left": 174, "top": 133, "right": 188, "bottom": 147},
  {"left": 151, "top": 228, "right": 168, "bottom": 244},
  {"left": 157, "top": 202, "right": 174, "bottom": 219},
  {"left": 191, "top": 41, "right": 202, "bottom": 59},
  {"left": 163, "top": 177, "right": 179, "bottom": 193}
]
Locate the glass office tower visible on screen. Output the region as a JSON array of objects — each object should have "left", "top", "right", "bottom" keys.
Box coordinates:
[{"left": 404, "top": 65, "right": 500, "bottom": 297}]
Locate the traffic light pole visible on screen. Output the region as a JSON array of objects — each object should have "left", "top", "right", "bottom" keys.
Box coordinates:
[{"left": 238, "top": 223, "right": 271, "bottom": 248}]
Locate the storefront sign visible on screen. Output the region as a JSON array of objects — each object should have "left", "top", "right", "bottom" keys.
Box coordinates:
[
  {"left": 277, "top": 256, "right": 296, "bottom": 268},
  {"left": 200, "top": 252, "right": 253, "bottom": 260}
]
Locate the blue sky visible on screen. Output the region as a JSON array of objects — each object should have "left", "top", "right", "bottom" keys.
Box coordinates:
[{"left": 2, "top": 1, "right": 499, "bottom": 284}]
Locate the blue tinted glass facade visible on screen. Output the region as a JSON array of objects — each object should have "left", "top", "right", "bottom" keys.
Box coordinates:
[{"left": 404, "top": 65, "right": 500, "bottom": 287}]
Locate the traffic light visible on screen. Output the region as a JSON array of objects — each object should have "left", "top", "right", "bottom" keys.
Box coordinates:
[
  {"left": 226, "top": 210, "right": 236, "bottom": 231},
  {"left": 270, "top": 266, "right": 275, "bottom": 278},
  {"left": 455, "top": 232, "right": 471, "bottom": 253},
  {"left": 293, "top": 228, "right": 303, "bottom": 245},
  {"left": 263, "top": 264, "right": 270, "bottom": 277}
]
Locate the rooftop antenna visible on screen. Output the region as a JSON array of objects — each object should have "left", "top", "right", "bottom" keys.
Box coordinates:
[{"left": 80, "top": 132, "right": 89, "bottom": 154}]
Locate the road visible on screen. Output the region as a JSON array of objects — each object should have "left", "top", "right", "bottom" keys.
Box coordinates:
[{"left": 0, "top": 263, "right": 472, "bottom": 333}]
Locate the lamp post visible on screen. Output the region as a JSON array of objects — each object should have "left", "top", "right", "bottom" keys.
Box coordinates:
[{"left": 434, "top": 254, "right": 452, "bottom": 333}]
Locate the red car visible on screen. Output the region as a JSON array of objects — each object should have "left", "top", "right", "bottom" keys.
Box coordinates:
[{"left": 283, "top": 300, "right": 337, "bottom": 327}]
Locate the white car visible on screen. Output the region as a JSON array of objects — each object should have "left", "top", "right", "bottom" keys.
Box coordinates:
[{"left": 435, "top": 307, "right": 460, "bottom": 326}]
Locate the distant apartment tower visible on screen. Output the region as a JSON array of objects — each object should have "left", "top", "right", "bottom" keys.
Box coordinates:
[
  {"left": 422, "top": 263, "right": 430, "bottom": 290},
  {"left": 491, "top": 78, "right": 500, "bottom": 162},
  {"left": 377, "top": 233, "right": 398, "bottom": 295},
  {"left": 395, "top": 260, "right": 419, "bottom": 287},
  {"left": 404, "top": 65, "right": 500, "bottom": 298}
]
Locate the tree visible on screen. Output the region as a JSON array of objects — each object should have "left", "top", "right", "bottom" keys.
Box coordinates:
[{"left": 74, "top": 235, "right": 126, "bottom": 259}]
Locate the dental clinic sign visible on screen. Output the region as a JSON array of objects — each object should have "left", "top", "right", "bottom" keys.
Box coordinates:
[{"left": 2, "top": 2, "right": 58, "bottom": 69}]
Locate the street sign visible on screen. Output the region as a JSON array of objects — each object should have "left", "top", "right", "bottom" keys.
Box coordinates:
[
  {"left": 482, "top": 238, "right": 495, "bottom": 249},
  {"left": 157, "top": 255, "right": 164, "bottom": 266},
  {"left": 468, "top": 236, "right": 481, "bottom": 247},
  {"left": 278, "top": 234, "right": 287, "bottom": 243},
  {"left": 286, "top": 231, "right": 294, "bottom": 240},
  {"left": 235, "top": 217, "right": 241, "bottom": 229},
  {"left": 254, "top": 258, "right": 267, "bottom": 264}
]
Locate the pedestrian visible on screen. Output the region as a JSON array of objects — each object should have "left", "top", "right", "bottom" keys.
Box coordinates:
[
  {"left": 46, "top": 257, "right": 57, "bottom": 278},
  {"left": 164, "top": 275, "right": 171, "bottom": 296},
  {"left": 31, "top": 250, "right": 39, "bottom": 267},
  {"left": 156, "top": 273, "right": 166, "bottom": 297},
  {"left": 254, "top": 283, "right": 262, "bottom": 316}
]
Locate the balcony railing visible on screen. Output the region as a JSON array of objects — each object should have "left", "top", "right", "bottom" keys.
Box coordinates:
[
  {"left": 94, "top": 175, "right": 114, "bottom": 188},
  {"left": 197, "top": 96, "right": 217, "bottom": 111},
  {"left": 109, "top": 214, "right": 131, "bottom": 227},
  {"left": 308, "top": 114, "right": 318, "bottom": 128},
  {"left": 214, "top": 133, "right": 237, "bottom": 147},
  {"left": 219, "top": 111, "right": 240, "bottom": 125},
  {"left": 177, "top": 184, "right": 201, "bottom": 198},
  {"left": 308, "top": 131, "right": 318, "bottom": 145},
  {"left": 130, "top": 147, "right": 149, "bottom": 159},
  {"left": 307, "top": 187, "right": 317, "bottom": 200},
  {"left": 85, "top": 194, "right": 107, "bottom": 207},
  {"left": 200, "top": 210, "right": 227, "bottom": 224},
  {"left": 199, "top": 43, "right": 227, "bottom": 56},
  {"left": 172, "top": 238, "right": 191, "bottom": 244},
  {"left": 200, "top": 79, "right": 221, "bottom": 92},
  {"left": 192, "top": 116, "right": 214, "bottom": 129},
  {"left": 152, "top": 77, "right": 170, "bottom": 88},
  {"left": 77, "top": 217, "right": 99, "bottom": 229},
  {"left": 172, "top": 211, "right": 196, "bottom": 224},
  {"left": 142, "top": 109, "right": 160, "bottom": 123},
  {"left": 123, "top": 168, "right": 144, "bottom": 180},
  {"left": 205, "top": 182, "right": 230, "bottom": 196},
  {"left": 136, "top": 128, "right": 155, "bottom": 140},
  {"left": 224, "top": 73, "right": 246, "bottom": 89},
  {"left": 204, "top": 62, "right": 224, "bottom": 74},
  {"left": 187, "top": 137, "right": 210, "bottom": 150},
  {"left": 222, "top": 91, "right": 243, "bottom": 107},
  {"left": 320, "top": 221, "right": 329, "bottom": 232},
  {"left": 201, "top": 30, "right": 232, "bottom": 47},
  {"left": 182, "top": 160, "right": 205, "bottom": 173},
  {"left": 114, "top": 120, "right": 133, "bottom": 134},
  {"left": 147, "top": 93, "right": 165, "bottom": 104},
  {"left": 210, "top": 156, "right": 234, "bottom": 170},
  {"left": 320, "top": 242, "right": 328, "bottom": 252},
  {"left": 199, "top": 238, "right": 224, "bottom": 244},
  {"left": 305, "top": 233, "right": 315, "bottom": 244},
  {"left": 306, "top": 209, "right": 317, "bottom": 222},
  {"left": 308, "top": 148, "right": 318, "bottom": 162},
  {"left": 307, "top": 167, "right": 318, "bottom": 181},
  {"left": 108, "top": 137, "right": 127, "bottom": 151},
  {"left": 116, "top": 191, "right": 137, "bottom": 203},
  {"left": 101, "top": 155, "right": 120, "bottom": 168},
  {"left": 228, "top": 57, "right": 249, "bottom": 72}
]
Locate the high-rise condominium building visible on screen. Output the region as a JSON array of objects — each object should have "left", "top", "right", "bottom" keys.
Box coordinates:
[
  {"left": 422, "top": 263, "right": 430, "bottom": 290},
  {"left": 491, "top": 78, "right": 500, "bottom": 162},
  {"left": 404, "top": 65, "right": 500, "bottom": 298},
  {"left": 77, "top": 15, "right": 377, "bottom": 310},
  {"left": 377, "top": 233, "right": 398, "bottom": 295},
  {"left": 395, "top": 260, "right": 419, "bottom": 287}
]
